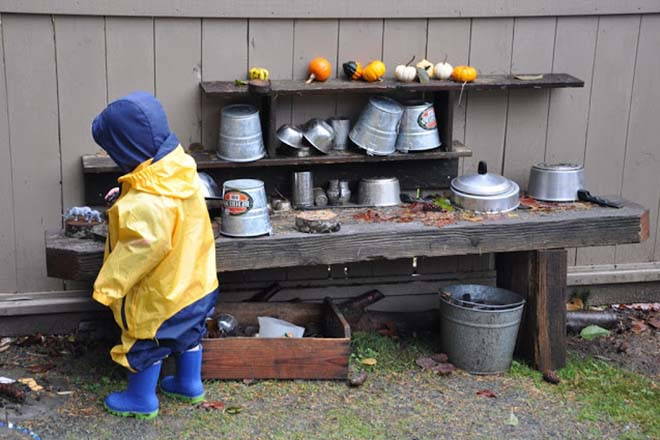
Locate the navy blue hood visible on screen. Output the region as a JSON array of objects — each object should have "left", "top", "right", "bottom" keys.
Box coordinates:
[{"left": 91, "top": 91, "right": 179, "bottom": 173}]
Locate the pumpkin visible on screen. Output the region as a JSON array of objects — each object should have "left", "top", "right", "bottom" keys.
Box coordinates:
[
  {"left": 394, "top": 55, "right": 416, "bottom": 82},
  {"left": 452, "top": 65, "right": 478, "bottom": 83},
  {"left": 415, "top": 59, "right": 435, "bottom": 79},
  {"left": 248, "top": 67, "right": 269, "bottom": 81},
  {"left": 306, "top": 57, "right": 332, "bottom": 83},
  {"left": 433, "top": 56, "right": 453, "bottom": 80},
  {"left": 362, "top": 60, "right": 386, "bottom": 82},
  {"left": 342, "top": 61, "right": 362, "bottom": 80}
]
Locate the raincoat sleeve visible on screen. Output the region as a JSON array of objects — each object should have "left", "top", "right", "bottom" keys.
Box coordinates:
[{"left": 93, "top": 202, "right": 175, "bottom": 306}]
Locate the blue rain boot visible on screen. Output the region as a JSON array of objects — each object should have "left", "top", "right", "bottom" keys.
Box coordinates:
[
  {"left": 104, "top": 361, "right": 161, "bottom": 420},
  {"left": 160, "top": 345, "right": 205, "bottom": 404}
]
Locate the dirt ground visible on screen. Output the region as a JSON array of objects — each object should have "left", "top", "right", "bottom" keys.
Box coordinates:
[{"left": 0, "top": 307, "right": 658, "bottom": 440}]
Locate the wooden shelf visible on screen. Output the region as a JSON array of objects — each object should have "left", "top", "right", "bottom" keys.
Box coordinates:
[
  {"left": 201, "top": 74, "right": 584, "bottom": 98},
  {"left": 82, "top": 142, "right": 472, "bottom": 174}
]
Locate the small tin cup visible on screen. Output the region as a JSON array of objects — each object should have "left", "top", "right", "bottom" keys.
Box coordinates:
[
  {"left": 292, "top": 171, "right": 314, "bottom": 208},
  {"left": 327, "top": 117, "right": 351, "bottom": 151}
]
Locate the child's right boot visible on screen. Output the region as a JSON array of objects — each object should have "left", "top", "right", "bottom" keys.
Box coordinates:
[{"left": 160, "top": 345, "right": 205, "bottom": 403}]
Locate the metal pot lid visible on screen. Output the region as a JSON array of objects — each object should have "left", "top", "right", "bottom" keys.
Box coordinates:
[
  {"left": 451, "top": 161, "right": 514, "bottom": 197},
  {"left": 369, "top": 96, "right": 404, "bottom": 115},
  {"left": 532, "top": 162, "right": 583, "bottom": 172}
]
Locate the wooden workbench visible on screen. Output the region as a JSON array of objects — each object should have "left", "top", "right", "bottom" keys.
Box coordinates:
[{"left": 46, "top": 198, "right": 648, "bottom": 373}]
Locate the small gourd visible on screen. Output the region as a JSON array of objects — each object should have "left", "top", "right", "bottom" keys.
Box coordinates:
[
  {"left": 415, "top": 59, "right": 435, "bottom": 79},
  {"left": 452, "top": 65, "right": 478, "bottom": 83},
  {"left": 342, "top": 61, "right": 363, "bottom": 80},
  {"left": 433, "top": 56, "right": 453, "bottom": 80},
  {"left": 248, "top": 67, "right": 270, "bottom": 81},
  {"left": 394, "top": 55, "right": 417, "bottom": 82},
  {"left": 362, "top": 60, "right": 386, "bottom": 82},
  {"left": 306, "top": 57, "right": 332, "bottom": 84}
]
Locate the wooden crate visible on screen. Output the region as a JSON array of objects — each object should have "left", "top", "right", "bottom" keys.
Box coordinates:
[{"left": 202, "top": 299, "right": 351, "bottom": 380}]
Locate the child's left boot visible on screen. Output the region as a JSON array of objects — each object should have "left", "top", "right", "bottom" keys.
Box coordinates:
[
  {"left": 160, "top": 345, "right": 205, "bottom": 403},
  {"left": 104, "top": 361, "right": 162, "bottom": 420}
]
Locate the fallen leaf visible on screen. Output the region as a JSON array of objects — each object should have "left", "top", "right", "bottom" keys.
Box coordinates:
[
  {"left": 200, "top": 400, "right": 225, "bottom": 410},
  {"left": 630, "top": 319, "right": 648, "bottom": 334},
  {"left": 242, "top": 378, "right": 255, "bottom": 386},
  {"left": 433, "top": 362, "right": 455, "bottom": 376},
  {"left": 506, "top": 411, "right": 519, "bottom": 426},
  {"left": 566, "top": 297, "right": 584, "bottom": 311},
  {"left": 0, "top": 345, "right": 9, "bottom": 353},
  {"left": 56, "top": 391, "right": 74, "bottom": 396},
  {"left": 225, "top": 406, "right": 243, "bottom": 415},
  {"left": 477, "top": 389, "right": 497, "bottom": 398},
  {"left": 648, "top": 317, "right": 660, "bottom": 329},
  {"left": 348, "top": 372, "right": 368, "bottom": 387},
  {"left": 415, "top": 357, "right": 437, "bottom": 370},
  {"left": 430, "top": 353, "right": 449, "bottom": 363},
  {"left": 580, "top": 325, "right": 610, "bottom": 340},
  {"left": 542, "top": 370, "right": 561, "bottom": 385},
  {"left": 18, "top": 377, "right": 43, "bottom": 392},
  {"left": 515, "top": 74, "right": 543, "bottom": 81},
  {"left": 360, "top": 358, "right": 377, "bottom": 366},
  {"left": 28, "top": 363, "right": 55, "bottom": 374},
  {"left": 617, "top": 341, "right": 630, "bottom": 353},
  {"left": 0, "top": 377, "right": 16, "bottom": 384}
]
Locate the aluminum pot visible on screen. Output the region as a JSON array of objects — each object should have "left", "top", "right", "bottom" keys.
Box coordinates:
[
  {"left": 276, "top": 124, "right": 305, "bottom": 149},
  {"left": 358, "top": 177, "right": 401, "bottom": 207},
  {"left": 527, "top": 163, "right": 585, "bottom": 202},
  {"left": 217, "top": 104, "right": 266, "bottom": 162},
  {"left": 349, "top": 96, "right": 404, "bottom": 156},
  {"left": 395, "top": 101, "right": 441, "bottom": 153},
  {"left": 220, "top": 179, "right": 272, "bottom": 237},
  {"left": 303, "top": 119, "right": 335, "bottom": 154},
  {"left": 450, "top": 161, "right": 520, "bottom": 213}
]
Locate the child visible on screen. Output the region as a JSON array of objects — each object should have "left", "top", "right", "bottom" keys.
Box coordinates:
[{"left": 91, "top": 91, "right": 219, "bottom": 419}]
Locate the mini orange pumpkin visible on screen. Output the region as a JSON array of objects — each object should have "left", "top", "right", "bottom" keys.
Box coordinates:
[
  {"left": 362, "top": 60, "right": 386, "bottom": 82},
  {"left": 306, "top": 57, "right": 332, "bottom": 83},
  {"left": 451, "top": 65, "right": 478, "bottom": 83}
]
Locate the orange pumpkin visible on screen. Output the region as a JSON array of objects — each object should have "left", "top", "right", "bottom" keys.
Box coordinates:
[
  {"left": 451, "top": 65, "right": 478, "bottom": 83},
  {"left": 362, "top": 60, "right": 386, "bottom": 82},
  {"left": 306, "top": 57, "right": 332, "bottom": 83}
]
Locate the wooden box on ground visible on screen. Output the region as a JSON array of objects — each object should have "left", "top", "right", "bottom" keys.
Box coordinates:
[{"left": 202, "top": 299, "right": 351, "bottom": 380}]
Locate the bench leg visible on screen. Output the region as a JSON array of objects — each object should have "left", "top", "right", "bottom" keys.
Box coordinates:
[{"left": 495, "top": 249, "right": 567, "bottom": 372}]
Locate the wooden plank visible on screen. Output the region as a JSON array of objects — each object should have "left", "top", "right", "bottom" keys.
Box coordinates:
[
  {"left": 248, "top": 19, "right": 294, "bottom": 132},
  {"left": 201, "top": 18, "right": 248, "bottom": 151},
  {"left": 105, "top": 17, "right": 155, "bottom": 100},
  {"left": 291, "top": 19, "right": 339, "bottom": 126},
  {"left": 577, "top": 15, "right": 641, "bottom": 266},
  {"left": 3, "top": 15, "right": 62, "bottom": 291},
  {"left": 0, "top": 15, "right": 17, "bottom": 292},
  {"left": 46, "top": 200, "right": 648, "bottom": 280},
  {"left": 154, "top": 18, "right": 202, "bottom": 148},
  {"left": 2, "top": 1, "right": 659, "bottom": 18},
  {"left": 502, "top": 17, "right": 556, "bottom": 188},
  {"left": 463, "top": 18, "right": 514, "bottom": 175},
  {"left": 496, "top": 249, "right": 567, "bottom": 372},
  {"left": 616, "top": 14, "right": 660, "bottom": 264},
  {"left": 54, "top": 16, "right": 107, "bottom": 210}
]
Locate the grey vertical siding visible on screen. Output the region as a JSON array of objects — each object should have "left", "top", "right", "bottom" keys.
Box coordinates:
[{"left": 0, "top": 11, "right": 659, "bottom": 293}]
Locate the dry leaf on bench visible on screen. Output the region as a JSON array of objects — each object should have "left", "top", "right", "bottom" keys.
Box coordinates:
[
  {"left": 200, "top": 400, "right": 225, "bottom": 410},
  {"left": 648, "top": 317, "right": 660, "bottom": 329},
  {"left": 477, "top": 389, "right": 497, "bottom": 398}
]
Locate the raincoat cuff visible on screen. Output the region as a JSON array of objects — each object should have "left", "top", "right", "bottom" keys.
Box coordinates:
[{"left": 93, "top": 290, "right": 115, "bottom": 306}]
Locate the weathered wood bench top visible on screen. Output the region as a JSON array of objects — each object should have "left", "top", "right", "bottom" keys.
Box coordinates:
[{"left": 47, "top": 198, "right": 648, "bottom": 281}]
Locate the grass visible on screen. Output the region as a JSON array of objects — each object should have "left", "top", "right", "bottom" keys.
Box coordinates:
[
  {"left": 350, "top": 331, "right": 436, "bottom": 372},
  {"left": 510, "top": 356, "right": 660, "bottom": 438}
]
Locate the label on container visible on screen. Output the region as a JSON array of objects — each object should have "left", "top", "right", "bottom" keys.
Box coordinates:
[
  {"left": 223, "top": 190, "right": 253, "bottom": 216},
  {"left": 417, "top": 106, "right": 437, "bottom": 130}
]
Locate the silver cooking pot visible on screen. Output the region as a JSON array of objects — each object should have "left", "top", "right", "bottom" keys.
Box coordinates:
[{"left": 450, "top": 161, "right": 520, "bottom": 214}]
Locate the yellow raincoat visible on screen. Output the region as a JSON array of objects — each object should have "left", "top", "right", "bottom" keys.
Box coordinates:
[{"left": 93, "top": 146, "right": 218, "bottom": 369}]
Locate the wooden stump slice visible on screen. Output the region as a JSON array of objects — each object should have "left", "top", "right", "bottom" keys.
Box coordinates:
[{"left": 295, "top": 210, "right": 341, "bottom": 234}]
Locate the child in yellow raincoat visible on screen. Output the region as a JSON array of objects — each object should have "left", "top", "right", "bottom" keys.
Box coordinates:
[{"left": 91, "top": 91, "right": 219, "bottom": 419}]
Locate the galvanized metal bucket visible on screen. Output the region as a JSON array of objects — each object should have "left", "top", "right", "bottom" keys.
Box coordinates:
[
  {"left": 217, "top": 104, "right": 266, "bottom": 162},
  {"left": 220, "top": 179, "right": 272, "bottom": 237},
  {"left": 395, "top": 101, "right": 441, "bottom": 152},
  {"left": 438, "top": 284, "right": 525, "bottom": 374},
  {"left": 349, "top": 96, "right": 404, "bottom": 156}
]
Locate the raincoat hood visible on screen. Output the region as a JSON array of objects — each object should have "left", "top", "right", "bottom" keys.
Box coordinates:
[{"left": 92, "top": 91, "right": 180, "bottom": 173}]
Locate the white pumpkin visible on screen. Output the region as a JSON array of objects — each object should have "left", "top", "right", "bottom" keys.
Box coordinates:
[
  {"left": 434, "top": 61, "right": 454, "bottom": 80},
  {"left": 395, "top": 64, "right": 417, "bottom": 82},
  {"left": 415, "top": 59, "right": 435, "bottom": 79}
]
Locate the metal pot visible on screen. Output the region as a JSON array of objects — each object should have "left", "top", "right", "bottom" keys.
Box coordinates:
[
  {"left": 217, "top": 104, "right": 266, "bottom": 162},
  {"left": 303, "top": 119, "right": 335, "bottom": 154},
  {"left": 395, "top": 101, "right": 441, "bottom": 153},
  {"left": 450, "top": 161, "right": 520, "bottom": 213},
  {"left": 220, "top": 179, "right": 272, "bottom": 237},
  {"left": 276, "top": 124, "right": 305, "bottom": 149},
  {"left": 358, "top": 177, "right": 401, "bottom": 207},
  {"left": 349, "top": 96, "right": 404, "bottom": 156}
]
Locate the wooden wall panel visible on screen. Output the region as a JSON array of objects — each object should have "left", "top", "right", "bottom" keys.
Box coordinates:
[
  {"left": 577, "top": 15, "right": 641, "bottom": 265},
  {"left": 105, "top": 17, "right": 155, "bottom": 100},
  {"left": 336, "top": 19, "right": 384, "bottom": 121},
  {"left": 3, "top": 15, "right": 62, "bottom": 291},
  {"left": 201, "top": 18, "right": 248, "bottom": 150},
  {"left": 502, "top": 17, "right": 556, "bottom": 188},
  {"left": 154, "top": 18, "right": 202, "bottom": 148},
  {"left": 616, "top": 14, "right": 660, "bottom": 263},
  {"left": 382, "top": 19, "right": 428, "bottom": 79},
  {"left": 463, "top": 18, "right": 514, "bottom": 174},
  {"left": 248, "top": 19, "right": 294, "bottom": 126},
  {"left": 291, "top": 19, "right": 339, "bottom": 125},
  {"left": 54, "top": 16, "right": 107, "bottom": 209},
  {"left": 0, "top": 15, "right": 17, "bottom": 292}
]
